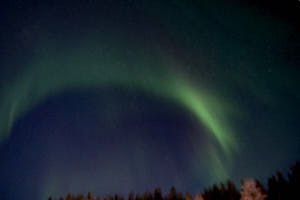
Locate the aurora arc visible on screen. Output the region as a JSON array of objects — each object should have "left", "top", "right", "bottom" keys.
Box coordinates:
[{"left": 0, "top": 42, "right": 238, "bottom": 173}]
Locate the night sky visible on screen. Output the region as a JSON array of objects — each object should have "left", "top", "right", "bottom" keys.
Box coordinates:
[{"left": 0, "top": 1, "right": 299, "bottom": 200}]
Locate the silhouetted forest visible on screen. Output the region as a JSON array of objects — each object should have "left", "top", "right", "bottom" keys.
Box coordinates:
[{"left": 49, "top": 162, "right": 299, "bottom": 200}]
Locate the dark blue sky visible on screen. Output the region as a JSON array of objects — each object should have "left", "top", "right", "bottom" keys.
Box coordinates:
[{"left": 0, "top": 1, "right": 299, "bottom": 200}]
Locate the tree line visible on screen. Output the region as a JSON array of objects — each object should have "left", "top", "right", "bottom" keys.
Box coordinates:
[{"left": 49, "top": 162, "right": 299, "bottom": 200}]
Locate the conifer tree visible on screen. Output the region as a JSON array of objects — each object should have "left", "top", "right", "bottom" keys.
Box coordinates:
[
  {"left": 177, "top": 192, "right": 184, "bottom": 200},
  {"left": 129, "top": 192, "right": 135, "bottom": 200},
  {"left": 185, "top": 192, "right": 193, "bottom": 200},
  {"left": 226, "top": 180, "right": 240, "bottom": 200},
  {"left": 240, "top": 179, "right": 267, "bottom": 200},
  {"left": 88, "top": 192, "right": 93, "bottom": 200},
  {"left": 154, "top": 188, "right": 163, "bottom": 200},
  {"left": 195, "top": 192, "right": 204, "bottom": 200},
  {"left": 169, "top": 186, "right": 177, "bottom": 200},
  {"left": 96, "top": 196, "right": 101, "bottom": 200},
  {"left": 136, "top": 194, "right": 142, "bottom": 200},
  {"left": 77, "top": 194, "right": 85, "bottom": 200},
  {"left": 288, "top": 162, "right": 300, "bottom": 199}
]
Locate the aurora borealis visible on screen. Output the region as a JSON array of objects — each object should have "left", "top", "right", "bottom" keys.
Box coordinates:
[
  {"left": 0, "top": 39, "right": 237, "bottom": 155},
  {"left": 0, "top": 1, "right": 299, "bottom": 200}
]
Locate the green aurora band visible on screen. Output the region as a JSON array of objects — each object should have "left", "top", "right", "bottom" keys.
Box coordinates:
[{"left": 0, "top": 42, "right": 238, "bottom": 180}]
